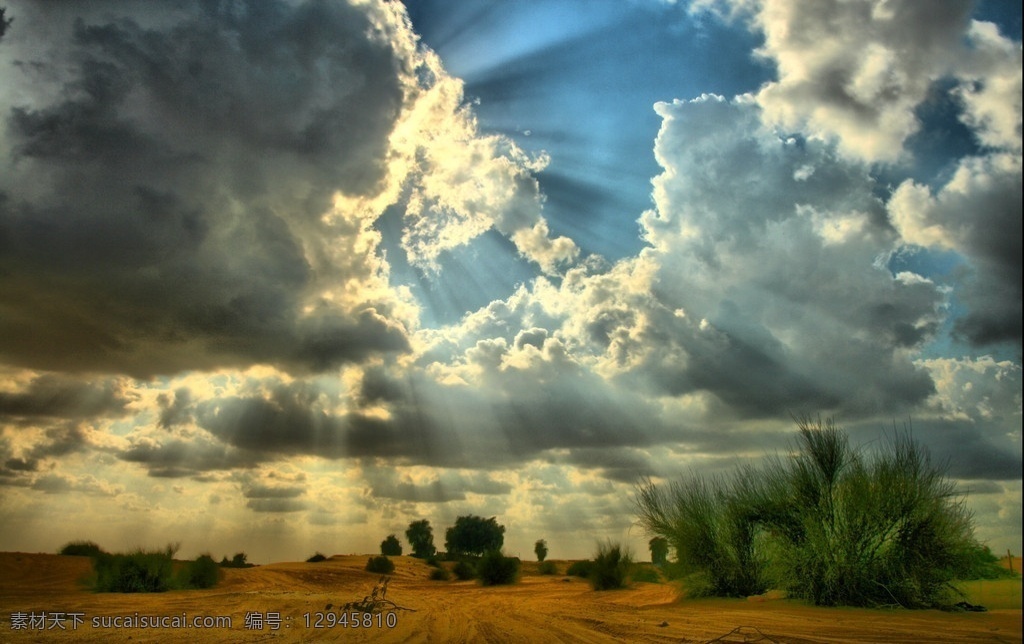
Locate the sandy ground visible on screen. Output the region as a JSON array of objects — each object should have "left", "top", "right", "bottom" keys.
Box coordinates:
[{"left": 1, "top": 552, "right": 1020, "bottom": 643}]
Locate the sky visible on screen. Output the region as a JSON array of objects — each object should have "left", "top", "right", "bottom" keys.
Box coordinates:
[{"left": 0, "top": 0, "right": 1020, "bottom": 563}]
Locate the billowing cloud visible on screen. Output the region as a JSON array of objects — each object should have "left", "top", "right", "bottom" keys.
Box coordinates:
[{"left": 0, "top": 1, "right": 417, "bottom": 377}]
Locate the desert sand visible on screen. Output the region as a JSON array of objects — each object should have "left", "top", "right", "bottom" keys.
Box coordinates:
[{"left": 1, "top": 552, "right": 1020, "bottom": 643}]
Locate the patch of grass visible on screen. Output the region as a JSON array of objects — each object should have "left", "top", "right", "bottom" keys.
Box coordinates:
[
  {"left": 476, "top": 550, "right": 519, "bottom": 586},
  {"left": 566, "top": 560, "right": 593, "bottom": 578},
  {"left": 306, "top": 552, "right": 327, "bottom": 563},
  {"left": 537, "top": 560, "right": 558, "bottom": 575},
  {"left": 590, "top": 542, "right": 631, "bottom": 590},
  {"left": 365, "top": 555, "right": 394, "bottom": 574},
  {"left": 59, "top": 541, "right": 105, "bottom": 557}
]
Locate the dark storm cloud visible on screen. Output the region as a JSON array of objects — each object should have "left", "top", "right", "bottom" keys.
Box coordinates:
[
  {"left": 246, "top": 498, "right": 307, "bottom": 513},
  {"left": 0, "top": 375, "right": 132, "bottom": 420},
  {"left": 367, "top": 468, "right": 513, "bottom": 503},
  {"left": 842, "top": 417, "right": 1022, "bottom": 482},
  {"left": 118, "top": 434, "right": 261, "bottom": 477},
  {"left": 560, "top": 447, "right": 653, "bottom": 484},
  {"left": 0, "top": 0, "right": 410, "bottom": 377}
]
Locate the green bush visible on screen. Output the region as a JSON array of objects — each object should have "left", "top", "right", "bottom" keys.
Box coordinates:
[
  {"left": 453, "top": 559, "right": 476, "bottom": 580},
  {"left": 429, "top": 567, "right": 450, "bottom": 581},
  {"left": 59, "top": 541, "right": 105, "bottom": 557},
  {"left": 365, "top": 555, "right": 395, "bottom": 574},
  {"left": 93, "top": 545, "right": 177, "bottom": 593},
  {"left": 637, "top": 416, "right": 981, "bottom": 607},
  {"left": 425, "top": 556, "right": 441, "bottom": 568},
  {"left": 590, "top": 542, "right": 632, "bottom": 590},
  {"left": 476, "top": 550, "right": 519, "bottom": 586},
  {"left": 566, "top": 560, "right": 593, "bottom": 578},
  {"left": 180, "top": 554, "right": 220, "bottom": 589},
  {"left": 306, "top": 552, "right": 327, "bottom": 563},
  {"left": 537, "top": 560, "right": 558, "bottom": 575}
]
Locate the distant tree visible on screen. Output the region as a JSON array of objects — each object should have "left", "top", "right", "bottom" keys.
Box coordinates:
[
  {"left": 405, "top": 519, "right": 436, "bottom": 559},
  {"left": 0, "top": 7, "right": 12, "bottom": 42},
  {"left": 445, "top": 515, "right": 505, "bottom": 557},
  {"left": 649, "top": 536, "right": 669, "bottom": 565},
  {"left": 534, "top": 539, "right": 548, "bottom": 562},
  {"left": 220, "top": 552, "right": 251, "bottom": 568},
  {"left": 381, "top": 534, "right": 403, "bottom": 556},
  {"left": 365, "top": 555, "right": 394, "bottom": 574},
  {"left": 59, "top": 540, "right": 105, "bottom": 557}
]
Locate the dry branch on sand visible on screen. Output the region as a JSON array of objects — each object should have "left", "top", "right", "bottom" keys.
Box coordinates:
[{"left": 341, "top": 575, "right": 417, "bottom": 614}]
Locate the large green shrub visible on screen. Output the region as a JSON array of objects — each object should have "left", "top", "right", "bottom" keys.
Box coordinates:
[
  {"left": 93, "top": 545, "right": 177, "bottom": 593},
  {"left": 636, "top": 416, "right": 981, "bottom": 608},
  {"left": 475, "top": 550, "right": 519, "bottom": 586}
]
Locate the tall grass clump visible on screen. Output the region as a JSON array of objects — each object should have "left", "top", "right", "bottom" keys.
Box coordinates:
[
  {"left": 93, "top": 545, "right": 177, "bottom": 593},
  {"left": 636, "top": 416, "right": 980, "bottom": 608},
  {"left": 475, "top": 550, "right": 519, "bottom": 586},
  {"left": 634, "top": 473, "right": 769, "bottom": 597},
  {"left": 589, "top": 541, "right": 632, "bottom": 590}
]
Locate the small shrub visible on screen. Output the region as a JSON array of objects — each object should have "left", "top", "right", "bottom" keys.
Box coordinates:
[
  {"left": 60, "top": 541, "right": 105, "bottom": 557},
  {"left": 93, "top": 545, "right": 177, "bottom": 593},
  {"left": 365, "top": 555, "right": 395, "bottom": 574},
  {"left": 566, "top": 560, "right": 593, "bottom": 578},
  {"left": 590, "top": 542, "right": 632, "bottom": 590},
  {"left": 429, "top": 567, "right": 450, "bottom": 581},
  {"left": 306, "top": 552, "right": 327, "bottom": 563},
  {"left": 537, "top": 560, "right": 558, "bottom": 575},
  {"left": 476, "top": 550, "right": 519, "bottom": 586},
  {"left": 426, "top": 556, "right": 441, "bottom": 568},
  {"left": 180, "top": 554, "right": 220, "bottom": 589},
  {"left": 630, "top": 564, "right": 661, "bottom": 584},
  {"left": 453, "top": 559, "right": 476, "bottom": 580}
]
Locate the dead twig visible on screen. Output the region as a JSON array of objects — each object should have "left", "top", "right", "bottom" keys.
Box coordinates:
[
  {"left": 705, "top": 625, "right": 782, "bottom": 643},
  {"left": 341, "top": 575, "right": 417, "bottom": 613}
]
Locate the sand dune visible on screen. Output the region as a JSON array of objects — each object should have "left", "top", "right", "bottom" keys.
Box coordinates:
[{"left": 1, "top": 553, "right": 1020, "bottom": 642}]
